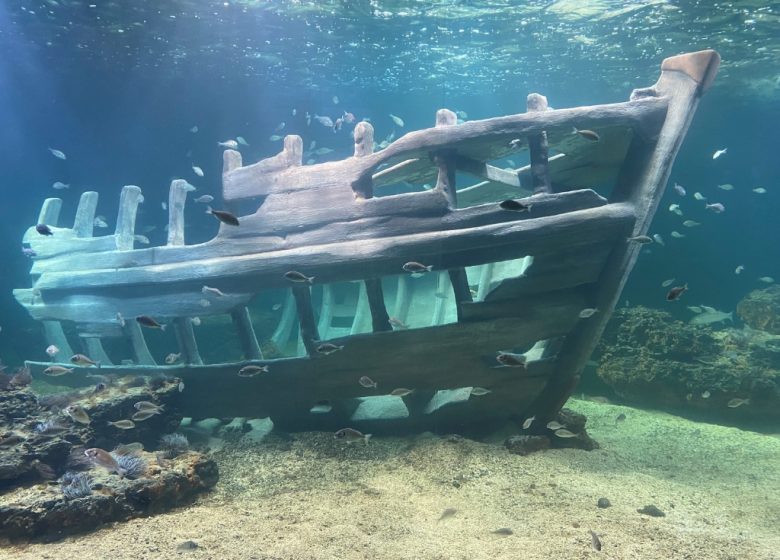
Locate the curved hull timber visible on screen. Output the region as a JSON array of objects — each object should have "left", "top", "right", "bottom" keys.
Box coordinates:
[{"left": 17, "top": 51, "right": 719, "bottom": 433}]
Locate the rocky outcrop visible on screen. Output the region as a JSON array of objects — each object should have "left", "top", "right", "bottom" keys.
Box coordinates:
[
  {"left": 505, "top": 408, "right": 598, "bottom": 455},
  {"left": 594, "top": 307, "right": 780, "bottom": 426},
  {"left": 737, "top": 285, "right": 780, "bottom": 334}
]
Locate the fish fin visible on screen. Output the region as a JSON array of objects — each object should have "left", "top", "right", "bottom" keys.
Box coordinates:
[
  {"left": 425, "top": 265, "right": 433, "bottom": 272},
  {"left": 364, "top": 434, "right": 372, "bottom": 444},
  {"left": 160, "top": 324, "right": 167, "bottom": 331},
  {"left": 307, "top": 276, "right": 315, "bottom": 285},
  {"left": 572, "top": 126, "right": 578, "bottom": 135},
  {"left": 206, "top": 206, "right": 212, "bottom": 215}
]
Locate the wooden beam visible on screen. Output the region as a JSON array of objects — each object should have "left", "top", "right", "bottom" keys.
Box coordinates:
[
  {"left": 448, "top": 267, "right": 473, "bottom": 321},
  {"left": 352, "top": 121, "right": 375, "bottom": 199},
  {"left": 365, "top": 278, "right": 392, "bottom": 333},
  {"left": 73, "top": 192, "right": 99, "bottom": 238},
  {"left": 455, "top": 156, "right": 521, "bottom": 188},
  {"left": 114, "top": 185, "right": 144, "bottom": 251},
  {"left": 81, "top": 336, "right": 113, "bottom": 366},
  {"left": 271, "top": 291, "right": 297, "bottom": 350},
  {"left": 167, "top": 179, "right": 196, "bottom": 246},
  {"left": 125, "top": 321, "right": 156, "bottom": 365},
  {"left": 349, "top": 282, "right": 372, "bottom": 335},
  {"left": 230, "top": 306, "right": 263, "bottom": 360},
  {"left": 527, "top": 93, "right": 553, "bottom": 195},
  {"left": 173, "top": 317, "right": 202, "bottom": 365},
  {"left": 433, "top": 109, "right": 458, "bottom": 208},
  {"left": 291, "top": 285, "right": 320, "bottom": 355},
  {"left": 37, "top": 198, "right": 62, "bottom": 226}
]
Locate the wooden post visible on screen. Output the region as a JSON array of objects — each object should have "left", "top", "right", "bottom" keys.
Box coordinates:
[
  {"left": 73, "top": 192, "right": 99, "bottom": 238},
  {"left": 42, "top": 321, "right": 74, "bottom": 359},
  {"left": 291, "top": 285, "right": 320, "bottom": 355},
  {"left": 167, "top": 179, "right": 196, "bottom": 246},
  {"left": 448, "top": 268, "right": 473, "bottom": 321},
  {"left": 433, "top": 109, "right": 458, "bottom": 208},
  {"left": 392, "top": 276, "right": 412, "bottom": 326},
  {"left": 271, "top": 291, "right": 297, "bottom": 350},
  {"left": 352, "top": 122, "right": 374, "bottom": 199},
  {"left": 82, "top": 336, "right": 113, "bottom": 366},
  {"left": 115, "top": 185, "right": 144, "bottom": 250},
  {"left": 37, "top": 198, "right": 62, "bottom": 226},
  {"left": 349, "top": 282, "right": 372, "bottom": 335},
  {"left": 527, "top": 50, "right": 720, "bottom": 422},
  {"left": 125, "top": 321, "right": 156, "bottom": 365},
  {"left": 364, "top": 279, "right": 392, "bottom": 332},
  {"left": 527, "top": 93, "right": 552, "bottom": 195},
  {"left": 230, "top": 306, "right": 263, "bottom": 360},
  {"left": 173, "top": 317, "right": 202, "bottom": 365},
  {"left": 317, "top": 285, "right": 336, "bottom": 340},
  {"left": 431, "top": 272, "right": 451, "bottom": 325},
  {"left": 476, "top": 263, "right": 495, "bottom": 301}
]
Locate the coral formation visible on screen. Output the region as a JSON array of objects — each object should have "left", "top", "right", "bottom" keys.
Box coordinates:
[{"left": 736, "top": 285, "right": 780, "bottom": 334}]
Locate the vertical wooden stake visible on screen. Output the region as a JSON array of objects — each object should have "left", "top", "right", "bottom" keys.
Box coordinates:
[
  {"left": 125, "top": 321, "right": 156, "bottom": 365},
  {"left": 82, "top": 336, "right": 113, "bottom": 366},
  {"left": 115, "top": 185, "right": 144, "bottom": 250},
  {"left": 167, "top": 180, "right": 196, "bottom": 246},
  {"left": 73, "top": 192, "right": 99, "bottom": 238},
  {"left": 365, "top": 278, "right": 392, "bottom": 332},
  {"left": 352, "top": 122, "right": 375, "bottom": 199},
  {"left": 291, "top": 285, "right": 321, "bottom": 355},
  {"left": 527, "top": 93, "right": 552, "bottom": 195},
  {"left": 37, "top": 198, "right": 62, "bottom": 226},
  {"left": 434, "top": 109, "right": 458, "bottom": 208},
  {"left": 173, "top": 317, "right": 202, "bottom": 365},
  {"left": 448, "top": 268, "right": 473, "bottom": 321},
  {"left": 231, "top": 306, "right": 263, "bottom": 360}
]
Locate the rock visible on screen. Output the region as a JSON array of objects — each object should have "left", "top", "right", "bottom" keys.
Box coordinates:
[
  {"left": 220, "top": 417, "right": 247, "bottom": 440},
  {"left": 737, "top": 286, "right": 780, "bottom": 334},
  {"left": 597, "top": 497, "right": 611, "bottom": 508},
  {"left": 193, "top": 418, "right": 222, "bottom": 434},
  {"left": 548, "top": 409, "right": 599, "bottom": 451},
  {"left": 241, "top": 418, "right": 273, "bottom": 444},
  {"left": 504, "top": 435, "right": 550, "bottom": 456},
  {"left": 637, "top": 504, "right": 665, "bottom": 517},
  {"left": 0, "top": 451, "right": 218, "bottom": 542},
  {"left": 593, "top": 307, "right": 780, "bottom": 426}
]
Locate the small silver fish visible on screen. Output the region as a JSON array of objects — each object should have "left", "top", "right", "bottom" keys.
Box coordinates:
[
  {"left": 45, "top": 344, "right": 60, "bottom": 357},
  {"left": 134, "top": 401, "right": 164, "bottom": 412},
  {"left": 402, "top": 261, "right": 432, "bottom": 274},
  {"left": 653, "top": 234, "right": 665, "bottom": 246},
  {"left": 238, "top": 364, "right": 269, "bottom": 377},
  {"left": 48, "top": 147, "right": 67, "bottom": 160},
  {"left": 237, "top": 136, "right": 250, "bottom": 146},
  {"left": 682, "top": 220, "right": 700, "bottom": 227},
  {"left": 165, "top": 352, "right": 181, "bottom": 365},
  {"left": 438, "top": 508, "right": 457, "bottom": 521},
  {"left": 191, "top": 317, "right": 202, "bottom": 326},
  {"left": 93, "top": 216, "right": 108, "bottom": 228},
  {"left": 522, "top": 415, "right": 535, "bottom": 429},
  {"left": 65, "top": 404, "right": 91, "bottom": 425},
  {"left": 269, "top": 134, "right": 283, "bottom": 141},
  {"left": 753, "top": 187, "right": 767, "bottom": 194},
  {"left": 693, "top": 192, "right": 706, "bottom": 201},
  {"left": 314, "top": 115, "right": 334, "bottom": 127},
  {"left": 734, "top": 265, "right": 744, "bottom": 275},
  {"left": 470, "top": 387, "right": 491, "bottom": 396},
  {"left": 716, "top": 183, "right": 734, "bottom": 191},
  {"left": 52, "top": 181, "right": 70, "bottom": 190},
  {"left": 670, "top": 231, "right": 685, "bottom": 239},
  {"left": 310, "top": 401, "right": 332, "bottom": 413},
  {"left": 202, "top": 285, "right": 225, "bottom": 297},
  {"left": 390, "top": 388, "right": 414, "bottom": 397},
  {"left": 554, "top": 429, "right": 578, "bottom": 438},
  {"left": 492, "top": 528, "right": 513, "bottom": 536},
  {"left": 712, "top": 148, "right": 727, "bottom": 159},
  {"left": 572, "top": 127, "right": 600, "bottom": 141},
  {"left": 589, "top": 530, "right": 602, "bottom": 551},
  {"left": 108, "top": 420, "right": 136, "bottom": 430},
  {"left": 705, "top": 202, "right": 725, "bottom": 213},
  {"left": 70, "top": 353, "right": 98, "bottom": 367},
  {"left": 116, "top": 312, "right": 126, "bottom": 327},
  {"left": 579, "top": 308, "right": 598, "bottom": 319},
  {"left": 132, "top": 409, "right": 160, "bottom": 422},
  {"left": 702, "top": 390, "right": 711, "bottom": 399},
  {"left": 178, "top": 381, "right": 185, "bottom": 392},
  {"left": 661, "top": 278, "right": 676, "bottom": 287},
  {"left": 284, "top": 270, "right": 315, "bottom": 284},
  {"left": 546, "top": 421, "right": 565, "bottom": 430},
  {"left": 194, "top": 195, "right": 214, "bottom": 204},
  {"left": 626, "top": 235, "right": 653, "bottom": 244},
  {"left": 389, "top": 114, "right": 404, "bottom": 127},
  {"left": 388, "top": 317, "right": 409, "bottom": 329},
  {"left": 758, "top": 276, "right": 775, "bottom": 284},
  {"left": 496, "top": 352, "right": 526, "bottom": 368},
  {"left": 134, "top": 234, "right": 150, "bottom": 245},
  {"left": 218, "top": 139, "right": 239, "bottom": 149},
  {"left": 727, "top": 397, "right": 750, "bottom": 408},
  {"left": 192, "top": 166, "right": 204, "bottom": 177},
  {"left": 43, "top": 365, "right": 74, "bottom": 376},
  {"left": 673, "top": 183, "right": 686, "bottom": 196},
  {"left": 316, "top": 343, "right": 344, "bottom": 355},
  {"left": 199, "top": 298, "right": 211, "bottom": 307},
  {"left": 190, "top": 125, "right": 198, "bottom": 133},
  {"left": 359, "top": 376, "right": 377, "bottom": 388},
  {"left": 334, "top": 428, "right": 371, "bottom": 443}
]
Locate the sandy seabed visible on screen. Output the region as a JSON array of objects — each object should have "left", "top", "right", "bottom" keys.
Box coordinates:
[{"left": 4, "top": 399, "right": 780, "bottom": 560}]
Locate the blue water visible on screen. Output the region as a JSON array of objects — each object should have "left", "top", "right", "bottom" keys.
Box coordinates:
[{"left": 0, "top": 1, "right": 779, "bottom": 369}]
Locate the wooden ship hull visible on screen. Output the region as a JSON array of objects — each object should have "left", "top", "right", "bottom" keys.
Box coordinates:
[{"left": 15, "top": 51, "right": 719, "bottom": 434}]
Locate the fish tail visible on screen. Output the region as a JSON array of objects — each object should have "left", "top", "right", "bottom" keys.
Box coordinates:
[
  {"left": 425, "top": 265, "right": 433, "bottom": 272},
  {"left": 307, "top": 276, "right": 315, "bottom": 285},
  {"left": 206, "top": 206, "right": 212, "bottom": 215},
  {"left": 364, "top": 434, "right": 372, "bottom": 444},
  {"left": 161, "top": 324, "right": 167, "bottom": 331},
  {"left": 572, "top": 126, "right": 578, "bottom": 134}
]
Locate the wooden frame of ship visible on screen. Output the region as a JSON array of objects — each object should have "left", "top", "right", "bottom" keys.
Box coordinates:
[{"left": 14, "top": 50, "right": 719, "bottom": 434}]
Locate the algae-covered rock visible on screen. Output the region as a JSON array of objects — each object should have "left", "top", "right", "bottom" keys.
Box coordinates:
[
  {"left": 737, "top": 285, "right": 780, "bottom": 334},
  {"left": 594, "top": 307, "right": 780, "bottom": 426}
]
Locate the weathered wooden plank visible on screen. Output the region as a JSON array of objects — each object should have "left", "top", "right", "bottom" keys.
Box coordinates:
[
  {"left": 392, "top": 276, "right": 411, "bottom": 326},
  {"left": 167, "top": 180, "right": 196, "bottom": 246},
  {"left": 431, "top": 272, "right": 452, "bottom": 325},
  {"left": 18, "top": 290, "right": 252, "bottom": 323},
  {"left": 349, "top": 282, "right": 372, "bottom": 335},
  {"left": 173, "top": 317, "right": 202, "bottom": 365},
  {"left": 527, "top": 93, "right": 552, "bottom": 195},
  {"left": 32, "top": 200, "right": 635, "bottom": 294},
  {"left": 38, "top": 198, "right": 62, "bottom": 226},
  {"left": 230, "top": 306, "right": 263, "bottom": 360},
  {"left": 73, "top": 192, "right": 99, "bottom": 238},
  {"left": 475, "top": 263, "right": 495, "bottom": 301},
  {"left": 292, "top": 285, "right": 320, "bottom": 355},
  {"left": 455, "top": 156, "right": 521, "bottom": 188},
  {"left": 115, "top": 185, "right": 144, "bottom": 251},
  {"left": 271, "top": 291, "right": 297, "bottom": 350},
  {"left": 526, "top": 50, "right": 720, "bottom": 422},
  {"left": 448, "top": 267, "right": 473, "bottom": 321},
  {"left": 365, "top": 278, "right": 392, "bottom": 333},
  {"left": 125, "top": 321, "right": 156, "bottom": 365},
  {"left": 223, "top": 135, "right": 303, "bottom": 202},
  {"left": 462, "top": 287, "right": 588, "bottom": 322},
  {"left": 316, "top": 285, "right": 336, "bottom": 340},
  {"left": 221, "top": 97, "right": 667, "bottom": 204},
  {"left": 484, "top": 243, "right": 615, "bottom": 300},
  {"left": 433, "top": 109, "right": 458, "bottom": 208}
]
